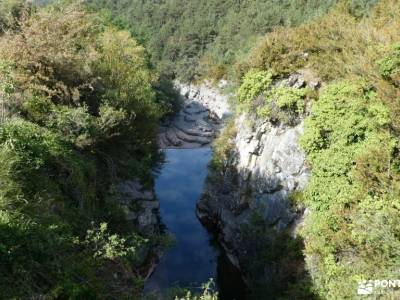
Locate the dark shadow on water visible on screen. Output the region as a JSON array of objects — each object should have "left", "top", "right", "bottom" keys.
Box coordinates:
[{"left": 216, "top": 251, "right": 247, "bottom": 300}]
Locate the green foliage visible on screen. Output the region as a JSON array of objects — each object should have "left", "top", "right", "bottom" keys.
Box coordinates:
[
  {"left": 97, "top": 102, "right": 127, "bottom": 139},
  {"left": 174, "top": 279, "right": 218, "bottom": 300},
  {"left": 274, "top": 86, "right": 306, "bottom": 113},
  {"left": 0, "top": 2, "right": 163, "bottom": 298},
  {"left": 378, "top": 43, "right": 400, "bottom": 83},
  {"left": 0, "top": 0, "right": 395, "bottom": 298},
  {"left": 210, "top": 118, "right": 237, "bottom": 174},
  {"left": 258, "top": 86, "right": 307, "bottom": 124},
  {"left": 237, "top": 69, "right": 306, "bottom": 124},
  {"left": 237, "top": 69, "right": 273, "bottom": 105},
  {"left": 0, "top": 59, "right": 14, "bottom": 95},
  {"left": 82, "top": 222, "right": 145, "bottom": 260},
  {"left": 299, "top": 79, "right": 399, "bottom": 299},
  {"left": 95, "top": 29, "right": 159, "bottom": 119},
  {"left": 87, "top": 0, "right": 340, "bottom": 81},
  {"left": 46, "top": 105, "right": 97, "bottom": 148},
  {"left": 301, "top": 81, "right": 390, "bottom": 167},
  {"left": 230, "top": 2, "right": 400, "bottom": 297},
  {"left": 0, "top": 118, "right": 62, "bottom": 174},
  {"left": 0, "top": 59, "right": 14, "bottom": 123}
]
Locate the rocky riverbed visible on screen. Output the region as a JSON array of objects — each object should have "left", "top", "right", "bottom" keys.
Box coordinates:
[{"left": 158, "top": 81, "right": 231, "bottom": 149}]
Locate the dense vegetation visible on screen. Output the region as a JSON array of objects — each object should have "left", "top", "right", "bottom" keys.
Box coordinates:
[
  {"left": 85, "top": 0, "right": 350, "bottom": 82},
  {"left": 229, "top": 0, "right": 400, "bottom": 298},
  {"left": 0, "top": 1, "right": 173, "bottom": 298}
]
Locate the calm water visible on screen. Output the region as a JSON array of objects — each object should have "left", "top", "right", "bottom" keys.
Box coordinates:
[
  {"left": 144, "top": 148, "right": 218, "bottom": 295},
  {"left": 144, "top": 148, "right": 246, "bottom": 299}
]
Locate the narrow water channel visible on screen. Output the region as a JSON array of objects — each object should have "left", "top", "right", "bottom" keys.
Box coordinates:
[{"left": 144, "top": 148, "right": 245, "bottom": 299}]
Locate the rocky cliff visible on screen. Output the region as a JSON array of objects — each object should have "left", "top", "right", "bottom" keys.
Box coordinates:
[{"left": 197, "top": 74, "right": 316, "bottom": 274}]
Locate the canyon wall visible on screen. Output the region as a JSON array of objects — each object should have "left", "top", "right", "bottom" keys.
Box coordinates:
[{"left": 196, "top": 74, "right": 317, "bottom": 276}]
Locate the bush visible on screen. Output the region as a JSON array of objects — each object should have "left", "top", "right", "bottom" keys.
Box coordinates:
[
  {"left": 274, "top": 86, "right": 306, "bottom": 113},
  {"left": 174, "top": 279, "right": 218, "bottom": 300},
  {"left": 237, "top": 69, "right": 273, "bottom": 107},
  {"left": 240, "top": 213, "right": 315, "bottom": 300},
  {"left": 210, "top": 118, "right": 237, "bottom": 174},
  {"left": 0, "top": 0, "right": 28, "bottom": 33},
  {"left": 46, "top": 105, "right": 97, "bottom": 148},
  {"left": 237, "top": 69, "right": 306, "bottom": 124},
  {"left": 257, "top": 86, "right": 307, "bottom": 124},
  {"left": 82, "top": 222, "right": 145, "bottom": 260},
  {"left": 299, "top": 79, "right": 398, "bottom": 299},
  {"left": 378, "top": 43, "right": 400, "bottom": 84},
  {"left": 242, "top": 0, "right": 399, "bottom": 84}
]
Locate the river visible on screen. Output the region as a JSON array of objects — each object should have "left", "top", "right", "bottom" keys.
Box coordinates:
[{"left": 144, "top": 148, "right": 245, "bottom": 299}]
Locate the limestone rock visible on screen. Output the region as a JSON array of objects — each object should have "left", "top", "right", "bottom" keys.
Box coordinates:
[
  {"left": 198, "top": 106, "right": 310, "bottom": 273},
  {"left": 116, "top": 179, "right": 160, "bottom": 234}
]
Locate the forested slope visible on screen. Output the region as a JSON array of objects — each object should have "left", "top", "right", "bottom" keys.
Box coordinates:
[
  {"left": 87, "top": 0, "right": 360, "bottom": 81},
  {"left": 0, "top": 1, "right": 171, "bottom": 298}
]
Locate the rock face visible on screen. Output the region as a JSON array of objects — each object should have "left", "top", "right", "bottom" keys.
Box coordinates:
[
  {"left": 116, "top": 179, "right": 160, "bottom": 234},
  {"left": 115, "top": 179, "right": 162, "bottom": 279},
  {"left": 158, "top": 81, "right": 231, "bottom": 149},
  {"left": 176, "top": 80, "right": 231, "bottom": 119},
  {"left": 197, "top": 73, "right": 314, "bottom": 271}
]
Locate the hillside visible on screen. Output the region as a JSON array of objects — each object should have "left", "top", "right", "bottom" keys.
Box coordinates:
[
  {"left": 0, "top": 1, "right": 171, "bottom": 298},
  {"left": 87, "top": 0, "right": 354, "bottom": 81}
]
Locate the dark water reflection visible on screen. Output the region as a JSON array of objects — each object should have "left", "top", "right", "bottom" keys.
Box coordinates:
[
  {"left": 144, "top": 148, "right": 245, "bottom": 299},
  {"left": 144, "top": 148, "right": 217, "bottom": 294}
]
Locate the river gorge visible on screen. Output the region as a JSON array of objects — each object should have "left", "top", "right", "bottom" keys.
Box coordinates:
[{"left": 142, "top": 75, "right": 313, "bottom": 298}]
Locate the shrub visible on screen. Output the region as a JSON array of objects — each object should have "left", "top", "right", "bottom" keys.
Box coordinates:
[
  {"left": 240, "top": 213, "right": 315, "bottom": 299},
  {"left": 174, "top": 279, "right": 218, "bottom": 300},
  {"left": 0, "top": 59, "right": 14, "bottom": 123},
  {"left": 46, "top": 105, "right": 97, "bottom": 148},
  {"left": 0, "top": 3, "right": 99, "bottom": 106},
  {"left": 210, "top": 118, "right": 237, "bottom": 174},
  {"left": 378, "top": 43, "right": 400, "bottom": 84},
  {"left": 97, "top": 103, "right": 127, "bottom": 139},
  {"left": 82, "top": 222, "right": 145, "bottom": 260},
  {"left": 256, "top": 86, "right": 307, "bottom": 124},
  {"left": 237, "top": 69, "right": 272, "bottom": 107},
  {"left": 242, "top": 0, "right": 400, "bottom": 84},
  {"left": 274, "top": 86, "right": 306, "bottom": 113},
  {"left": 0, "top": 0, "right": 28, "bottom": 33}
]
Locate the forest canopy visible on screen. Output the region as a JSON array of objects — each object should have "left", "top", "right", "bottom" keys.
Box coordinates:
[{"left": 86, "top": 0, "right": 350, "bottom": 81}]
